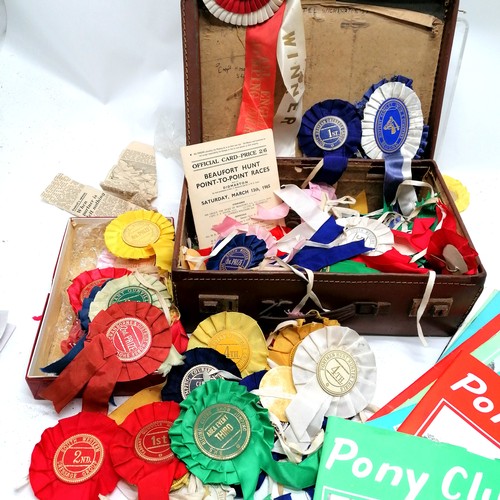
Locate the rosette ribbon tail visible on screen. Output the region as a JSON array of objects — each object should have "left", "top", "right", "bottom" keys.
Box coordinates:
[
  {"left": 40, "top": 334, "right": 121, "bottom": 413},
  {"left": 232, "top": 446, "right": 320, "bottom": 500},
  {"left": 136, "top": 467, "right": 176, "bottom": 500},
  {"left": 384, "top": 150, "right": 417, "bottom": 215}
]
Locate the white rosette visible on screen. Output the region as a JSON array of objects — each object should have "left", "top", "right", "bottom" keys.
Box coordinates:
[
  {"left": 361, "top": 81, "right": 424, "bottom": 215},
  {"left": 285, "top": 326, "right": 376, "bottom": 449},
  {"left": 202, "top": 0, "right": 284, "bottom": 26},
  {"left": 361, "top": 81, "right": 424, "bottom": 160},
  {"left": 334, "top": 216, "right": 394, "bottom": 256}
]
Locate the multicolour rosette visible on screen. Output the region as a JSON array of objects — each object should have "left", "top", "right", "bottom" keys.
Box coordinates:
[
  {"left": 110, "top": 401, "right": 188, "bottom": 499},
  {"left": 67, "top": 267, "right": 131, "bottom": 314},
  {"left": 201, "top": 0, "right": 284, "bottom": 26},
  {"left": 297, "top": 99, "right": 362, "bottom": 184},
  {"left": 188, "top": 312, "right": 269, "bottom": 377},
  {"left": 88, "top": 272, "right": 171, "bottom": 322},
  {"left": 29, "top": 412, "right": 119, "bottom": 500},
  {"left": 87, "top": 301, "right": 172, "bottom": 383},
  {"left": 360, "top": 77, "right": 424, "bottom": 215},
  {"left": 104, "top": 209, "right": 175, "bottom": 272},
  {"left": 206, "top": 233, "right": 268, "bottom": 270},
  {"left": 161, "top": 347, "right": 241, "bottom": 402},
  {"left": 169, "top": 379, "right": 320, "bottom": 499}
]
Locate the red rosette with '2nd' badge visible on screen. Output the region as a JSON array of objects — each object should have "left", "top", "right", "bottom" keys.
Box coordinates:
[
  {"left": 110, "top": 401, "right": 187, "bottom": 498},
  {"left": 88, "top": 301, "right": 172, "bottom": 382},
  {"left": 29, "top": 412, "right": 119, "bottom": 500}
]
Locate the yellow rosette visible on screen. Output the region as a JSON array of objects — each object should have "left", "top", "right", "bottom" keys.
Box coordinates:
[
  {"left": 443, "top": 174, "right": 470, "bottom": 212},
  {"left": 188, "top": 312, "right": 268, "bottom": 377},
  {"left": 104, "top": 209, "right": 175, "bottom": 271}
]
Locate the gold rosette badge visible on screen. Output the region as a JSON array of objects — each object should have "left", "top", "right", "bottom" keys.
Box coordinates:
[{"left": 104, "top": 209, "right": 175, "bottom": 271}]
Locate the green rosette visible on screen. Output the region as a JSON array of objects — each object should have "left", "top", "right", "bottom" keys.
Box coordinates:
[{"left": 169, "top": 379, "right": 320, "bottom": 499}]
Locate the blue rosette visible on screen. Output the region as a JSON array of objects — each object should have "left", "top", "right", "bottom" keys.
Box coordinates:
[
  {"left": 161, "top": 347, "right": 242, "bottom": 403},
  {"left": 359, "top": 75, "right": 426, "bottom": 215},
  {"left": 297, "top": 99, "right": 361, "bottom": 184},
  {"left": 206, "top": 233, "right": 267, "bottom": 270}
]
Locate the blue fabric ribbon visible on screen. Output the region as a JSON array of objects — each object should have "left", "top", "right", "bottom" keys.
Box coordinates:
[
  {"left": 239, "top": 369, "right": 267, "bottom": 392},
  {"left": 289, "top": 217, "right": 373, "bottom": 271},
  {"left": 298, "top": 99, "right": 361, "bottom": 184}
]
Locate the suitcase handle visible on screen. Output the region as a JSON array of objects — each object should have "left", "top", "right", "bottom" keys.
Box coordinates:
[{"left": 258, "top": 300, "right": 390, "bottom": 324}]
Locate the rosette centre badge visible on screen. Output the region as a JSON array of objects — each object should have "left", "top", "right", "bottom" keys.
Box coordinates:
[
  {"left": 194, "top": 403, "right": 251, "bottom": 460},
  {"left": 316, "top": 349, "right": 358, "bottom": 397},
  {"left": 374, "top": 98, "right": 409, "bottom": 154},
  {"left": 181, "top": 364, "right": 225, "bottom": 399},
  {"left": 134, "top": 420, "right": 174, "bottom": 463},
  {"left": 107, "top": 317, "right": 152, "bottom": 363},
  {"left": 313, "top": 116, "right": 348, "bottom": 151},
  {"left": 53, "top": 433, "right": 105, "bottom": 484},
  {"left": 122, "top": 220, "right": 161, "bottom": 248}
]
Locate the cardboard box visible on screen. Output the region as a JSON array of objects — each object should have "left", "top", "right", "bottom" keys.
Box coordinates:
[
  {"left": 171, "top": 0, "right": 486, "bottom": 335},
  {"left": 25, "top": 217, "right": 164, "bottom": 399}
]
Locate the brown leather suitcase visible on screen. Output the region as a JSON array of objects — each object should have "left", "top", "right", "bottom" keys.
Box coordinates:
[{"left": 172, "top": 0, "right": 486, "bottom": 336}]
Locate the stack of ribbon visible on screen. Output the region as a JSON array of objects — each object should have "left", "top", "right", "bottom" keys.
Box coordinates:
[{"left": 30, "top": 308, "right": 379, "bottom": 499}]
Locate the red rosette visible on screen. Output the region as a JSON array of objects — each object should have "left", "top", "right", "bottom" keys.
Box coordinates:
[
  {"left": 212, "top": 0, "right": 273, "bottom": 14},
  {"left": 110, "top": 401, "right": 187, "bottom": 498},
  {"left": 29, "top": 412, "right": 120, "bottom": 500},
  {"left": 67, "top": 267, "right": 131, "bottom": 313},
  {"left": 88, "top": 301, "right": 172, "bottom": 382}
]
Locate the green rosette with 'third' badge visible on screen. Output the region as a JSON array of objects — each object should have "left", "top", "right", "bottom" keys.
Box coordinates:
[{"left": 169, "top": 379, "right": 320, "bottom": 499}]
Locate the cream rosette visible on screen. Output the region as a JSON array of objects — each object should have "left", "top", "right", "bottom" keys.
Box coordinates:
[
  {"left": 88, "top": 272, "right": 171, "bottom": 322},
  {"left": 285, "top": 326, "right": 376, "bottom": 448},
  {"left": 202, "top": 0, "right": 284, "bottom": 26},
  {"left": 334, "top": 216, "right": 394, "bottom": 256}
]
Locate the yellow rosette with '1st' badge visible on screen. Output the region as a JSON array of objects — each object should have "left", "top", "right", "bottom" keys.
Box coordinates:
[{"left": 104, "top": 209, "right": 175, "bottom": 272}]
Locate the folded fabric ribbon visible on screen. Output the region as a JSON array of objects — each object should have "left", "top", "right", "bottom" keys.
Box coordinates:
[
  {"left": 289, "top": 216, "right": 372, "bottom": 271},
  {"left": 298, "top": 99, "right": 361, "bottom": 184}
]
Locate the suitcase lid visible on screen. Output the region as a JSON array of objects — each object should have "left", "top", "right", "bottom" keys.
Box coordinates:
[{"left": 180, "top": 0, "right": 459, "bottom": 158}]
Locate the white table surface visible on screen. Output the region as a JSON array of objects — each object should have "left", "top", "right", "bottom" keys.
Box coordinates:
[{"left": 0, "top": 1, "right": 498, "bottom": 498}]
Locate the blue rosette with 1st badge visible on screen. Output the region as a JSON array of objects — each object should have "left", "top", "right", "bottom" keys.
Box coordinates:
[
  {"left": 297, "top": 99, "right": 361, "bottom": 184},
  {"left": 360, "top": 77, "right": 424, "bottom": 216}
]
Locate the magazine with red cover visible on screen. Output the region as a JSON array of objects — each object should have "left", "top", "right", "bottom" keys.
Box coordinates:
[
  {"left": 369, "top": 312, "right": 500, "bottom": 421},
  {"left": 398, "top": 351, "right": 500, "bottom": 459}
]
